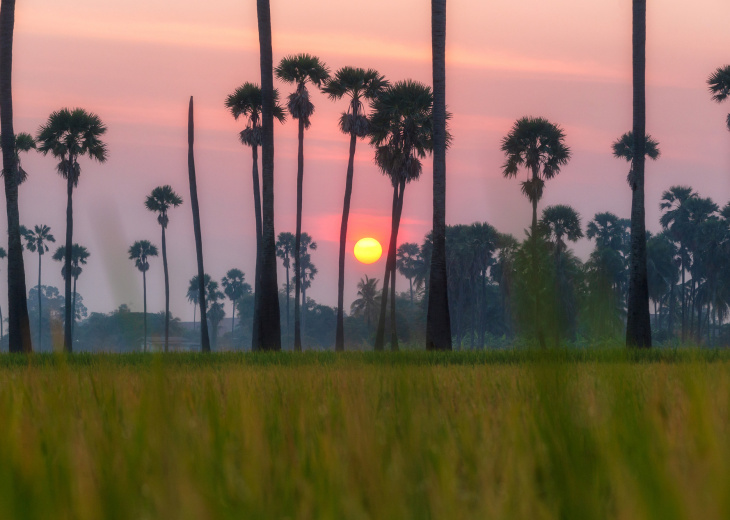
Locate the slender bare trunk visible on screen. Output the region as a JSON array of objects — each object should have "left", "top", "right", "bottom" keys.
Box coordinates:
[
  {"left": 255, "top": 0, "right": 281, "bottom": 350},
  {"left": 143, "top": 269, "right": 147, "bottom": 352},
  {"left": 336, "top": 128, "right": 358, "bottom": 351},
  {"left": 251, "top": 143, "right": 262, "bottom": 350},
  {"left": 426, "top": 0, "right": 452, "bottom": 350},
  {"left": 38, "top": 251, "right": 41, "bottom": 350},
  {"left": 63, "top": 173, "right": 74, "bottom": 352},
  {"left": 161, "top": 224, "right": 169, "bottom": 352},
  {"left": 375, "top": 184, "right": 400, "bottom": 351},
  {"left": 390, "top": 181, "right": 405, "bottom": 351},
  {"left": 626, "top": 0, "right": 652, "bottom": 348},
  {"left": 0, "top": 0, "right": 32, "bottom": 353},
  {"left": 187, "top": 96, "right": 210, "bottom": 353},
  {"left": 294, "top": 117, "right": 305, "bottom": 352}
]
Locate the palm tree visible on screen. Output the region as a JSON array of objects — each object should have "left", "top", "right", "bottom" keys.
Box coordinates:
[
  {"left": 370, "top": 80, "right": 435, "bottom": 351},
  {"left": 255, "top": 0, "right": 282, "bottom": 351},
  {"left": 0, "top": 246, "right": 5, "bottom": 342},
  {"left": 206, "top": 281, "right": 226, "bottom": 349},
  {"left": 624, "top": 0, "right": 651, "bottom": 348},
  {"left": 52, "top": 244, "right": 89, "bottom": 337},
  {"left": 350, "top": 275, "right": 380, "bottom": 332},
  {"left": 21, "top": 224, "right": 55, "bottom": 351},
  {"left": 187, "top": 96, "right": 210, "bottom": 353},
  {"left": 0, "top": 132, "right": 36, "bottom": 184},
  {"left": 659, "top": 185, "right": 695, "bottom": 342},
  {"left": 427, "top": 0, "right": 451, "bottom": 351},
  {"left": 225, "top": 82, "right": 285, "bottom": 351},
  {"left": 501, "top": 116, "right": 570, "bottom": 347},
  {"left": 187, "top": 273, "right": 211, "bottom": 331},
  {"left": 145, "top": 185, "right": 182, "bottom": 352},
  {"left": 501, "top": 117, "right": 571, "bottom": 235},
  {"left": 296, "top": 232, "right": 317, "bottom": 345},
  {"left": 221, "top": 269, "right": 250, "bottom": 335},
  {"left": 128, "top": 240, "right": 158, "bottom": 352},
  {"left": 275, "top": 232, "right": 295, "bottom": 344},
  {"left": 276, "top": 53, "right": 329, "bottom": 352},
  {"left": 396, "top": 243, "right": 423, "bottom": 304},
  {"left": 707, "top": 65, "right": 730, "bottom": 132},
  {"left": 322, "top": 66, "right": 387, "bottom": 352},
  {"left": 612, "top": 131, "right": 660, "bottom": 187},
  {"left": 36, "top": 108, "right": 107, "bottom": 352},
  {"left": 1, "top": 0, "right": 33, "bottom": 353}
]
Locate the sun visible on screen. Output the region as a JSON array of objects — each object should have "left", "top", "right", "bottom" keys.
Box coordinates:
[{"left": 353, "top": 237, "right": 382, "bottom": 264}]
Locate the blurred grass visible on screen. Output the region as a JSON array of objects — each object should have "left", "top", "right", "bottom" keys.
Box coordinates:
[{"left": 0, "top": 349, "right": 729, "bottom": 519}]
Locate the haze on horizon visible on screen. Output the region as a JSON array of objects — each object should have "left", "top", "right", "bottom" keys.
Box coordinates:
[{"left": 3, "top": 0, "right": 728, "bottom": 322}]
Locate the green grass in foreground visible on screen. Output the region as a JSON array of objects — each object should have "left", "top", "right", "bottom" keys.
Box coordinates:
[{"left": 1, "top": 350, "right": 729, "bottom": 519}]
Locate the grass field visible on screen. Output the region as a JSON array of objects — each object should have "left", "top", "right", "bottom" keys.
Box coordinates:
[{"left": 1, "top": 349, "right": 729, "bottom": 519}]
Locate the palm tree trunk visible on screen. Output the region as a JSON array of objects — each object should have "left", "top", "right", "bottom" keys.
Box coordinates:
[
  {"left": 285, "top": 263, "right": 290, "bottom": 348},
  {"left": 0, "top": 0, "right": 31, "bottom": 354},
  {"left": 63, "top": 173, "right": 74, "bottom": 352},
  {"left": 231, "top": 301, "right": 234, "bottom": 334},
  {"left": 375, "top": 184, "right": 400, "bottom": 351},
  {"left": 426, "top": 0, "right": 452, "bottom": 351},
  {"left": 389, "top": 265, "right": 398, "bottom": 351},
  {"left": 294, "top": 117, "right": 305, "bottom": 352},
  {"left": 251, "top": 143, "right": 262, "bottom": 351},
  {"left": 72, "top": 275, "right": 77, "bottom": 339},
  {"left": 143, "top": 269, "right": 147, "bottom": 352},
  {"left": 336, "top": 128, "right": 358, "bottom": 352},
  {"left": 256, "top": 0, "right": 282, "bottom": 351},
  {"left": 161, "top": 224, "right": 170, "bottom": 352},
  {"left": 301, "top": 284, "right": 306, "bottom": 347},
  {"left": 625, "top": 0, "right": 652, "bottom": 348},
  {"left": 193, "top": 303, "right": 197, "bottom": 330},
  {"left": 187, "top": 96, "right": 210, "bottom": 353},
  {"left": 38, "top": 251, "right": 41, "bottom": 350},
  {"left": 0, "top": 304, "right": 3, "bottom": 344},
  {"left": 389, "top": 180, "right": 406, "bottom": 351}
]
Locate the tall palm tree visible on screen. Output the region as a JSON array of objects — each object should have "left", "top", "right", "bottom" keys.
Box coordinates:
[
  {"left": 625, "top": 0, "right": 651, "bottom": 348},
  {"left": 187, "top": 96, "right": 210, "bottom": 353},
  {"left": 659, "top": 186, "right": 695, "bottom": 342},
  {"left": 541, "top": 205, "right": 583, "bottom": 265},
  {"left": 255, "top": 0, "right": 282, "bottom": 350},
  {"left": 276, "top": 53, "right": 329, "bottom": 352},
  {"left": 21, "top": 224, "right": 55, "bottom": 351},
  {"left": 275, "top": 231, "right": 295, "bottom": 345},
  {"left": 36, "top": 108, "right": 107, "bottom": 352},
  {"left": 221, "top": 268, "right": 249, "bottom": 334},
  {"left": 370, "top": 80, "right": 435, "bottom": 351},
  {"left": 0, "top": 246, "right": 5, "bottom": 342},
  {"left": 322, "top": 66, "right": 387, "bottom": 352},
  {"left": 1, "top": 0, "right": 33, "bottom": 353},
  {"left": 145, "top": 185, "right": 182, "bottom": 352},
  {"left": 225, "top": 82, "right": 285, "bottom": 351},
  {"left": 128, "top": 240, "right": 158, "bottom": 352},
  {"left": 351, "top": 275, "right": 380, "bottom": 332},
  {"left": 707, "top": 65, "right": 730, "bottom": 132},
  {"left": 501, "top": 116, "right": 570, "bottom": 347},
  {"left": 427, "top": 0, "right": 452, "bottom": 351},
  {"left": 52, "top": 243, "right": 89, "bottom": 337}
]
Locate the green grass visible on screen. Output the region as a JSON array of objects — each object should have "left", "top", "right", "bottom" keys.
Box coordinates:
[{"left": 1, "top": 349, "right": 729, "bottom": 519}]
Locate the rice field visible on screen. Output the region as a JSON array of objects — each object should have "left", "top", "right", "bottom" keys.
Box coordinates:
[{"left": 0, "top": 349, "right": 729, "bottom": 519}]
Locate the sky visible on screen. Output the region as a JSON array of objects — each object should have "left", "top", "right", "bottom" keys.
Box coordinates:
[{"left": 3, "top": 0, "right": 729, "bottom": 324}]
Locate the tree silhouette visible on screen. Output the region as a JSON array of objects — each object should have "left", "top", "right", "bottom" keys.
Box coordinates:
[
  {"left": 36, "top": 108, "right": 107, "bottom": 352},
  {"left": 350, "top": 275, "right": 380, "bottom": 332},
  {"left": 52, "top": 243, "right": 89, "bottom": 337},
  {"left": 21, "top": 224, "right": 55, "bottom": 351},
  {"left": 129, "top": 240, "right": 158, "bottom": 352},
  {"left": 396, "top": 243, "right": 423, "bottom": 304},
  {"left": 612, "top": 131, "right": 660, "bottom": 188},
  {"left": 370, "top": 80, "right": 435, "bottom": 351},
  {"left": 225, "top": 82, "right": 285, "bottom": 351},
  {"left": 221, "top": 269, "right": 250, "bottom": 335},
  {"left": 323, "top": 66, "right": 387, "bottom": 351},
  {"left": 707, "top": 65, "right": 730, "bottom": 132},
  {"left": 275, "top": 232, "right": 295, "bottom": 345},
  {"left": 145, "top": 185, "right": 182, "bottom": 352},
  {"left": 0, "top": 0, "right": 33, "bottom": 353},
  {"left": 276, "top": 53, "right": 329, "bottom": 352}
]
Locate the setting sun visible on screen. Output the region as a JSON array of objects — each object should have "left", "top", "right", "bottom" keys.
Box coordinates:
[{"left": 353, "top": 238, "right": 383, "bottom": 264}]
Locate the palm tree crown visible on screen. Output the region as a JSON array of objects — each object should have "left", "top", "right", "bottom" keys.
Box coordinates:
[
  {"left": 541, "top": 205, "right": 583, "bottom": 252},
  {"left": 275, "top": 54, "right": 329, "bottom": 126},
  {"left": 501, "top": 116, "right": 571, "bottom": 206},
  {"left": 0, "top": 132, "right": 36, "bottom": 184},
  {"left": 52, "top": 244, "right": 89, "bottom": 280},
  {"left": 128, "top": 240, "right": 158, "bottom": 273},
  {"left": 323, "top": 67, "right": 388, "bottom": 137},
  {"left": 225, "top": 83, "right": 286, "bottom": 146},
  {"left": 145, "top": 185, "right": 183, "bottom": 227},
  {"left": 35, "top": 108, "right": 108, "bottom": 185},
  {"left": 222, "top": 269, "right": 250, "bottom": 303},
  {"left": 612, "top": 131, "right": 660, "bottom": 187},
  {"left": 707, "top": 65, "right": 730, "bottom": 131},
  {"left": 21, "top": 224, "right": 55, "bottom": 254}
]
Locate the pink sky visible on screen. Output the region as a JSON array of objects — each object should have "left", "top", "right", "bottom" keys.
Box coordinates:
[{"left": 3, "top": 0, "right": 729, "bottom": 322}]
